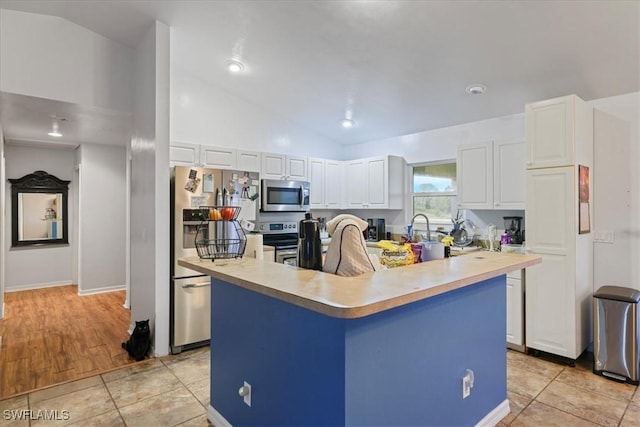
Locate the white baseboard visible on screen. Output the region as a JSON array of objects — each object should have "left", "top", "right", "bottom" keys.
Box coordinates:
[
  {"left": 476, "top": 398, "right": 511, "bottom": 427},
  {"left": 206, "top": 399, "right": 507, "bottom": 427},
  {"left": 208, "top": 405, "right": 232, "bottom": 427},
  {"left": 5, "top": 280, "right": 72, "bottom": 292},
  {"left": 77, "top": 284, "right": 125, "bottom": 296}
]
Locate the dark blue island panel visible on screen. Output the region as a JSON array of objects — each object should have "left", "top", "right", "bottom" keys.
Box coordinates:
[{"left": 209, "top": 275, "right": 507, "bottom": 426}]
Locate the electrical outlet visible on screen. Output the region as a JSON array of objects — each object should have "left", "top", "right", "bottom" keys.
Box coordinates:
[
  {"left": 462, "top": 377, "right": 471, "bottom": 399},
  {"left": 242, "top": 381, "right": 251, "bottom": 407},
  {"left": 594, "top": 230, "right": 615, "bottom": 243},
  {"left": 462, "top": 369, "right": 474, "bottom": 399}
]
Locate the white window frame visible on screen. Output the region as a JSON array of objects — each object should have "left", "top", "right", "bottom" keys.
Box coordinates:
[{"left": 410, "top": 160, "right": 457, "bottom": 229}]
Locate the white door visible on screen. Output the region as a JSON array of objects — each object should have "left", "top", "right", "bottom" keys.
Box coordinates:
[
  {"left": 366, "top": 157, "right": 388, "bottom": 209},
  {"left": 457, "top": 141, "right": 493, "bottom": 209},
  {"left": 308, "top": 158, "right": 325, "bottom": 208},
  {"left": 261, "top": 153, "right": 286, "bottom": 180},
  {"left": 525, "top": 166, "right": 578, "bottom": 358},
  {"left": 201, "top": 146, "right": 236, "bottom": 169},
  {"left": 506, "top": 275, "right": 523, "bottom": 348},
  {"left": 494, "top": 139, "right": 525, "bottom": 209},
  {"left": 170, "top": 141, "right": 200, "bottom": 166},
  {"left": 344, "top": 160, "right": 366, "bottom": 208},
  {"left": 324, "top": 160, "right": 343, "bottom": 209},
  {"left": 237, "top": 150, "right": 260, "bottom": 172},
  {"left": 286, "top": 155, "right": 307, "bottom": 180},
  {"left": 525, "top": 95, "right": 575, "bottom": 169}
]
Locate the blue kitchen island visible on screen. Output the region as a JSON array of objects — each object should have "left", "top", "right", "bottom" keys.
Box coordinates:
[{"left": 179, "top": 251, "right": 540, "bottom": 427}]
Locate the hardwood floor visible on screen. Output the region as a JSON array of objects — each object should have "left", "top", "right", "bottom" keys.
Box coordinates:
[{"left": 0, "top": 285, "right": 136, "bottom": 399}]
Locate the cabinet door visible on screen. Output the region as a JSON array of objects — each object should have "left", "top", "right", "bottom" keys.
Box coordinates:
[
  {"left": 493, "top": 139, "right": 525, "bottom": 209},
  {"left": 525, "top": 167, "right": 574, "bottom": 252},
  {"left": 200, "top": 146, "right": 236, "bottom": 169},
  {"left": 261, "top": 153, "right": 286, "bottom": 180},
  {"left": 237, "top": 150, "right": 260, "bottom": 172},
  {"left": 308, "top": 158, "right": 325, "bottom": 208},
  {"left": 324, "top": 160, "right": 343, "bottom": 209},
  {"left": 366, "top": 157, "right": 388, "bottom": 209},
  {"left": 525, "top": 166, "right": 579, "bottom": 358},
  {"left": 525, "top": 253, "right": 577, "bottom": 358},
  {"left": 170, "top": 142, "right": 200, "bottom": 166},
  {"left": 526, "top": 95, "right": 575, "bottom": 168},
  {"left": 344, "top": 160, "right": 366, "bottom": 208},
  {"left": 506, "top": 276, "right": 523, "bottom": 348},
  {"left": 457, "top": 141, "right": 493, "bottom": 209},
  {"left": 287, "top": 155, "right": 307, "bottom": 180}
]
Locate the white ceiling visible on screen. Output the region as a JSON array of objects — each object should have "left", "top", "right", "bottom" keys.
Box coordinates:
[{"left": 1, "top": 0, "right": 639, "bottom": 147}]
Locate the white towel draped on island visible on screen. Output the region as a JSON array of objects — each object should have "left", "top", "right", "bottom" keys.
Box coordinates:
[{"left": 323, "top": 214, "right": 382, "bottom": 277}]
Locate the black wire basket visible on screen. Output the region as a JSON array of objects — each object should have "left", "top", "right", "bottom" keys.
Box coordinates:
[{"left": 195, "top": 206, "right": 247, "bottom": 261}]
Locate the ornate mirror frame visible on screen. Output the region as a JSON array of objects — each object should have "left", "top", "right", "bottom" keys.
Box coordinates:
[{"left": 9, "top": 170, "right": 70, "bottom": 247}]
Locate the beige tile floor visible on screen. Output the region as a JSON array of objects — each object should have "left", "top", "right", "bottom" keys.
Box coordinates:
[{"left": 1, "top": 347, "right": 639, "bottom": 426}]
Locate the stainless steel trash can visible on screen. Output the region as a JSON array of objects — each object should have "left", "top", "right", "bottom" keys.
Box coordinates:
[{"left": 593, "top": 285, "right": 640, "bottom": 384}]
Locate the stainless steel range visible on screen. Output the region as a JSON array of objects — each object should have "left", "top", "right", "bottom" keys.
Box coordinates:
[{"left": 258, "top": 219, "right": 301, "bottom": 266}]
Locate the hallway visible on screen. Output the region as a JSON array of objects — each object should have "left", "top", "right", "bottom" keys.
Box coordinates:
[{"left": 0, "top": 285, "right": 134, "bottom": 399}]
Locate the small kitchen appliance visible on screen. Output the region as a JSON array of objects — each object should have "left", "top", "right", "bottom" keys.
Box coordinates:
[
  {"left": 261, "top": 179, "right": 310, "bottom": 212},
  {"left": 366, "top": 218, "right": 386, "bottom": 241},
  {"left": 503, "top": 216, "right": 524, "bottom": 244},
  {"left": 298, "top": 212, "right": 323, "bottom": 270}
]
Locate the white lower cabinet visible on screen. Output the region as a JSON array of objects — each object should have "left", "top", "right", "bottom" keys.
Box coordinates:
[{"left": 506, "top": 270, "right": 525, "bottom": 351}]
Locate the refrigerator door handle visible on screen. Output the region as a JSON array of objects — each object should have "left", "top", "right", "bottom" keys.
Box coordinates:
[{"left": 181, "top": 282, "right": 211, "bottom": 289}]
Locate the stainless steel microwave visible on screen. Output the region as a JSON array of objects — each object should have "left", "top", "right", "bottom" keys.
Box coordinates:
[{"left": 261, "top": 179, "right": 310, "bottom": 212}]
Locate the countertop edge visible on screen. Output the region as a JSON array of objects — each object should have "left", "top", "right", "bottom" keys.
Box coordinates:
[{"left": 178, "top": 253, "right": 541, "bottom": 319}]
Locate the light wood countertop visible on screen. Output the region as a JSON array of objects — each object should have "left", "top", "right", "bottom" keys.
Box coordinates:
[{"left": 178, "top": 252, "right": 540, "bottom": 319}]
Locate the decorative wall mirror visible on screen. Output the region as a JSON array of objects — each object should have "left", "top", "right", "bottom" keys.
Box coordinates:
[{"left": 9, "top": 171, "right": 70, "bottom": 247}]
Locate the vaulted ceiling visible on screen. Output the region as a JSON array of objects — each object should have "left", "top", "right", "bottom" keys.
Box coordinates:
[{"left": 1, "top": 0, "right": 638, "bottom": 146}]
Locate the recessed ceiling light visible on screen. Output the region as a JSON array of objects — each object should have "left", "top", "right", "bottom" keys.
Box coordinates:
[
  {"left": 227, "top": 60, "right": 245, "bottom": 73},
  {"left": 48, "top": 121, "right": 62, "bottom": 137},
  {"left": 340, "top": 118, "right": 355, "bottom": 128},
  {"left": 466, "top": 84, "right": 486, "bottom": 95}
]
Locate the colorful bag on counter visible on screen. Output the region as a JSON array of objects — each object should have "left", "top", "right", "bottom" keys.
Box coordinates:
[{"left": 378, "top": 240, "right": 414, "bottom": 268}]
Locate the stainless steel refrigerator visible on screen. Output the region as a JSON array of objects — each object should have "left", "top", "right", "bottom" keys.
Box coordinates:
[{"left": 170, "top": 165, "right": 259, "bottom": 354}]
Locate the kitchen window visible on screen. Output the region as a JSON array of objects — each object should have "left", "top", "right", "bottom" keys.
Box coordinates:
[{"left": 412, "top": 161, "right": 457, "bottom": 225}]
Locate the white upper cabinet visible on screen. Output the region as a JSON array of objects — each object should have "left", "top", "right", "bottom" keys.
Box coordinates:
[
  {"left": 170, "top": 144, "right": 260, "bottom": 172},
  {"left": 308, "top": 158, "right": 343, "bottom": 209},
  {"left": 261, "top": 153, "right": 308, "bottom": 180},
  {"left": 170, "top": 141, "right": 201, "bottom": 166},
  {"left": 526, "top": 95, "right": 592, "bottom": 169},
  {"left": 237, "top": 150, "right": 260, "bottom": 172},
  {"left": 324, "top": 160, "right": 343, "bottom": 209},
  {"left": 457, "top": 141, "right": 494, "bottom": 209},
  {"left": 457, "top": 140, "right": 525, "bottom": 210},
  {"left": 308, "top": 158, "right": 325, "bottom": 208},
  {"left": 200, "top": 145, "right": 236, "bottom": 169},
  {"left": 344, "top": 156, "right": 404, "bottom": 209},
  {"left": 493, "top": 139, "right": 526, "bottom": 209}
]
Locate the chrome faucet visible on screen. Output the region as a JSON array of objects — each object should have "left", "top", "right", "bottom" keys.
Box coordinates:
[{"left": 411, "top": 213, "right": 431, "bottom": 242}]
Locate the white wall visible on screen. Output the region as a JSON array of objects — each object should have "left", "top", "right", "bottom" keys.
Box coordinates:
[
  {"left": 0, "top": 9, "right": 134, "bottom": 112},
  {"left": 0, "top": 127, "right": 5, "bottom": 317},
  {"left": 78, "top": 144, "right": 127, "bottom": 295},
  {"left": 171, "top": 68, "right": 343, "bottom": 158},
  {"left": 342, "top": 113, "right": 526, "bottom": 163},
  {"left": 130, "top": 21, "right": 170, "bottom": 357},
  {"left": 4, "top": 144, "right": 75, "bottom": 290},
  {"left": 590, "top": 92, "right": 640, "bottom": 288}
]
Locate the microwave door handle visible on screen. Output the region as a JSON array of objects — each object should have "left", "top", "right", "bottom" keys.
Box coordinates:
[{"left": 299, "top": 184, "right": 304, "bottom": 207}]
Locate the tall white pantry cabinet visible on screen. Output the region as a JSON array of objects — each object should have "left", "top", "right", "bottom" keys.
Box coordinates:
[{"left": 525, "top": 94, "right": 594, "bottom": 361}]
